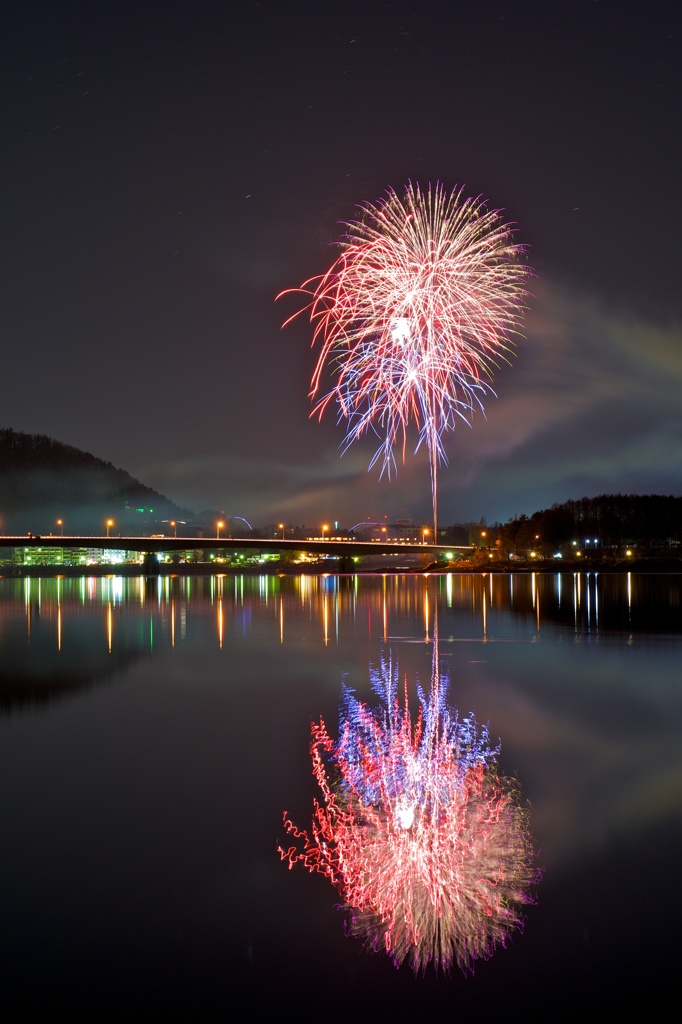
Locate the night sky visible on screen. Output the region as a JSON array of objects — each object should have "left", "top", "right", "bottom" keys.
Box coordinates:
[{"left": 2, "top": 1, "right": 681, "bottom": 528}]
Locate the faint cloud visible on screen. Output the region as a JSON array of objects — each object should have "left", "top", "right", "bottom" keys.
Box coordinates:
[
  {"left": 139, "top": 278, "right": 682, "bottom": 526},
  {"left": 440, "top": 279, "right": 682, "bottom": 519}
]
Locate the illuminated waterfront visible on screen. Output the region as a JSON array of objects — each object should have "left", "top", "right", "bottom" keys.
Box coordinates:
[{"left": 1, "top": 572, "right": 680, "bottom": 1014}]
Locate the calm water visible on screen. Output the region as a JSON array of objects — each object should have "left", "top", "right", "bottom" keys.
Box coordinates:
[{"left": 0, "top": 572, "right": 680, "bottom": 1017}]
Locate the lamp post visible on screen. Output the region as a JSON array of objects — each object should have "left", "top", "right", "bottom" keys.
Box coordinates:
[
  {"left": 170, "top": 520, "right": 177, "bottom": 538},
  {"left": 322, "top": 524, "right": 329, "bottom": 541},
  {"left": 423, "top": 527, "right": 430, "bottom": 545},
  {"left": 216, "top": 520, "right": 224, "bottom": 540},
  {"left": 56, "top": 518, "right": 63, "bottom": 536},
  {"left": 106, "top": 519, "right": 114, "bottom": 538},
  {"left": 278, "top": 522, "right": 285, "bottom": 540}
]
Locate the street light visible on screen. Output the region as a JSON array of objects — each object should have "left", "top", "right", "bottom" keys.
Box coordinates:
[
  {"left": 170, "top": 520, "right": 177, "bottom": 538},
  {"left": 322, "top": 524, "right": 329, "bottom": 541},
  {"left": 216, "top": 520, "right": 224, "bottom": 540},
  {"left": 278, "top": 522, "right": 285, "bottom": 540},
  {"left": 56, "top": 518, "right": 63, "bottom": 536},
  {"left": 106, "top": 519, "right": 114, "bottom": 538},
  {"left": 423, "top": 527, "right": 430, "bottom": 545}
]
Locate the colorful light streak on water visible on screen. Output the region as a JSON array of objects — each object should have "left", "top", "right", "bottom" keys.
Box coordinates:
[
  {"left": 5, "top": 572, "right": 669, "bottom": 657},
  {"left": 279, "top": 637, "right": 539, "bottom": 974}
]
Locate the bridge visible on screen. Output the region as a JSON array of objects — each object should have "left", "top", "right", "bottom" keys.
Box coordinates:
[{"left": 0, "top": 534, "right": 472, "bottom": 570}]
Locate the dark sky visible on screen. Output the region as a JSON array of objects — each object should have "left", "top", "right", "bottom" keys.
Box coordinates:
[{"left": 2, "top": 0, "right": 681, "bottom": 527}]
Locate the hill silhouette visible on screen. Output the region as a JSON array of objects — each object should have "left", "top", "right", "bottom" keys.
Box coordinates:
[
  {"left": 0, "top": 428, "right": 190, "bottom": 535},
  {"left": 496, "top": 494, "right": 682, "bottom": 551}
]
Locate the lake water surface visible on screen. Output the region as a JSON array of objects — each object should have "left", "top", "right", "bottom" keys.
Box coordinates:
[{"left": 1, "top": 572, "right": 680, "bottom": 1017}]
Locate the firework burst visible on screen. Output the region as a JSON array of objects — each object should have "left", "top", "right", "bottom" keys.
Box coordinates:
[
  {"left": 279, "top": 182, "right": 532, "bottom": 532},
  {"left": 279, "top": 650, "right": 539, "bottom": 974}
]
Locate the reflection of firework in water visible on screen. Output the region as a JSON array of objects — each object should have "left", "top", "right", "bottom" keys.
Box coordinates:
[
  {"left": 278, "top": 182, "right": 532, "bottom": 532},
  {"left": 279, "top": 652, "right": 539, "bottom": 974}
]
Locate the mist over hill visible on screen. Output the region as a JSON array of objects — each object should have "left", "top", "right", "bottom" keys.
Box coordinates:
[
  {"left": 0, "top": 428, "right": 191, "bottom": 535},
  {"left": 3, "top": 428, "right": 680, "bottom": 552}
]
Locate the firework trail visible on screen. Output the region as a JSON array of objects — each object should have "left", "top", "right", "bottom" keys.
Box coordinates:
[
  {"left": 279, "top": 181, "right": 532, "bottom": 532},
  {"left": 279, "top": 643, "right": 539, "bottom": 974}
]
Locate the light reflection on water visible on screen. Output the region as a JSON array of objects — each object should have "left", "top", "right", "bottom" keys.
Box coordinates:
[
  {"left": 3, "top": 571, "right": 680, "bottom": 659},
  {"left": 0, "top": 572, "right": 680, "bottom": 1015},
  {"left": 279, "top": 629, "right": 541, "bottom": 975}
]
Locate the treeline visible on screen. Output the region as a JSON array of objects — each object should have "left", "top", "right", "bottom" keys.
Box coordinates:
[
  {"left": 488, "top": 494, "right": 682, "bottom": 554},
  {"left": 0, "top": 428, "right": 188, "bottom": 535}
]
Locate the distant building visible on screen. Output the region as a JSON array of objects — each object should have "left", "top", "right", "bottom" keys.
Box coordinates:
[{"left": 13, "top": 546, "right": 89, "bottom": 566}]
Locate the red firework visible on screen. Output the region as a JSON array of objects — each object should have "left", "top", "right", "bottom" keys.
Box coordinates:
[{"left": 279, "top": 182, "right": 532, "bottom": 532}]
